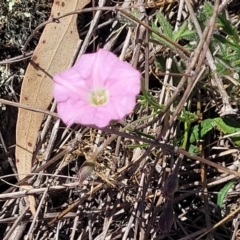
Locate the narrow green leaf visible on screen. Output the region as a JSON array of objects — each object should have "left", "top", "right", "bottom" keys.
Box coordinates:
[
  {"left": 214, "top": 34, "right": 240, "bottom": 51},
  {"left": 127, "top": 143, "right": 150, "bottom": 148},
  {"left": 129, "top": 129, "right": 156, "bottom": 140},
  {"left": 217, "top": 181, "right": 236, "bottom": 208},
  {"left": 141, "top": 84, "right": 164, "bottom": 111},
  {"left": 232, "top": 59, "right": 240, "bottom": 65},
  {"left": 217, "top": 14, "right": 239, "bottom": 43}
]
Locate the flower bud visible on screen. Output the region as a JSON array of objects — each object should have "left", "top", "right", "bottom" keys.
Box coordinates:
[
  {"left": 158, "top": 202, "right": 174, "bottom": 233},
  {"left": 165, "top": 172, "right": 179, "bottom": 196},
  {"left": 78, "top": 161, "right": 95, "bottom": 184}
]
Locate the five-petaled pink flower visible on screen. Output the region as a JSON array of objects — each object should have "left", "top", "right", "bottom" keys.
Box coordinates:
[{"left": 53, "top": 49, "right": 141, "bottom": 128}]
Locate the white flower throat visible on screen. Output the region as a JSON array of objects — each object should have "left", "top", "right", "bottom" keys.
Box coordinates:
[{"left": 89, "top": 88, "right": 109, "bottom": 106}]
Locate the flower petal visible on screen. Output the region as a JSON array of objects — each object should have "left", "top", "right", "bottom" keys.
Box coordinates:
[{"left": 53, "top": 49, "right": 141, "bottom": 128}]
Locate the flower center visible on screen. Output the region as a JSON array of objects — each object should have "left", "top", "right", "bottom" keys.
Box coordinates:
[{"left": 89, "top": 88, "right": 109, "bottom": 106}]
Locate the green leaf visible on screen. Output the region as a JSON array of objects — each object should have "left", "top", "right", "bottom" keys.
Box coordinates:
[
  {"left": 176, "top": 30, "right": 195, "bottom": 41},
  {"left": 230, "top": 136, "right": 240, "bottom": 146},
  {"left": 198, "top": 2, "right": 239, "bottom": 42},
  {"left": 213, "top": 117, "right": 240, "bottom": 134},
  {"left": 214, "top": 117, "right": 240, "bottom": 146},
  {"left": 213, "top": 34, "right": 240, "bottom": 51},
  {"left": 197, "top": 2, "right": 213, "bottom": 29},
  {"left": 141, "top": 85, "right": 163, "bottom": 111},
  {"left": 232, "top": 58, "right": 240, "bottom": 66},
  {"left": 129, "top": 129, "right": 156, "bottom": 140},
  {"left": 156, "top": 12, "right": 173, "bottom": 39},
  {"left": 204, "top": 2, "right": 214, "bottom": 16},
  {"left": 151, "top": 21, "right": 162, "bottom": 41},
  {"left": 217, "top": 181, "right": 236, "bottom": 208},
  {"left": 179, "top": 109, "right": 198, "bottom": 123},
  {"left": 154, "top": 55, "right": 166, "bottom": 71},
  {"left": 188, "top": 144, "right": 200, "bottom": 155},
  {"left": 215, "top": 57, "right": 233, "bottom": 75},
  {"left": 127, "top": 143, "right": 150, "bottom": 148},
  {"left": 173, "top": 22, "right": 195, "bottom": 41},
  {"left": 217, "top": 14, "right": 239, "bottom": 43},
  {"left": 173, "top": 21, "right": 187, "bottom": 41},
  {"left": 190, "top": 119, "right": 214, "bottom": 143},
  {"left": 151, "top": 22, "right": 173, "bottom": 47}
]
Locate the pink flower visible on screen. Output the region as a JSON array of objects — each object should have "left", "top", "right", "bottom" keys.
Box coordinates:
[{"left": 53, "top": 49, "right": 141, "bottom": 128}]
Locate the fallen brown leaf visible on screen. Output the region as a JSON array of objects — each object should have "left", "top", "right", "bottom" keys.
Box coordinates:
[{"left": 16, "top": 0, "right": 90, "bottom": 180}]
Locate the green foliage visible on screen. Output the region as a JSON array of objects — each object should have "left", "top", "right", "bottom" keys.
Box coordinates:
[
  {"left": 139, "top": 86, "right": 198, "bottom": 126},
  {"left": 151, "top": 21, "right": 173, "bottom": 47},
  {"left": 214, "top": 117, "right": 240, "bottom": 134},
  {"left": 198, "top": 2, "right": 240, "bottom": 75},
  {"left": 213, "top": 34, "right": 240, "bottom": 51},
  {"left": 178, "top": 108, "right": 198, "bottom": 124},
  {"left": 217, "top": 14, "right": 239, "bottom": 43},
  {"left": 190, "top": 119, "right": 214, "bottom": 143},
  {"left": 217, "top": 181, "right": 236, "bottom": 208},
  {"left": 154, "top": 55, "right": 166, "bottom": 71},
  {"left": 214, "top": 117, "right": 240, "bottom": 146},
  {"left": 139, "top": 84, "right": 164, "bottom": 112},
  {"left": 152, "top": 2, "right": 240, "bottom": 86},
  {"left": 153, "top": 55, "right": 185, "bottom": 84},
  {"left": 126, "top": 143, "right": 150, "bottom": 148},
  {"left": 173, "top": 21, "right": 195, "bottom": 42},
  {"left": 151, "top": 13, "right": 196, "bottom": 80},
  {"left": 198, "top": 2, "right": 212, "bottom": 25},
  {"left": 151, "top": 12, "right": 195, "bottom": 47},
  {"left": 156, "top": 12, "right": 173, "bottom": 39},
  {"left": 188, "top": 144, "right": 200, "bottom": 155},
  {"left": 189, "top": 117, "right": 240, "bottom": 146}
]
